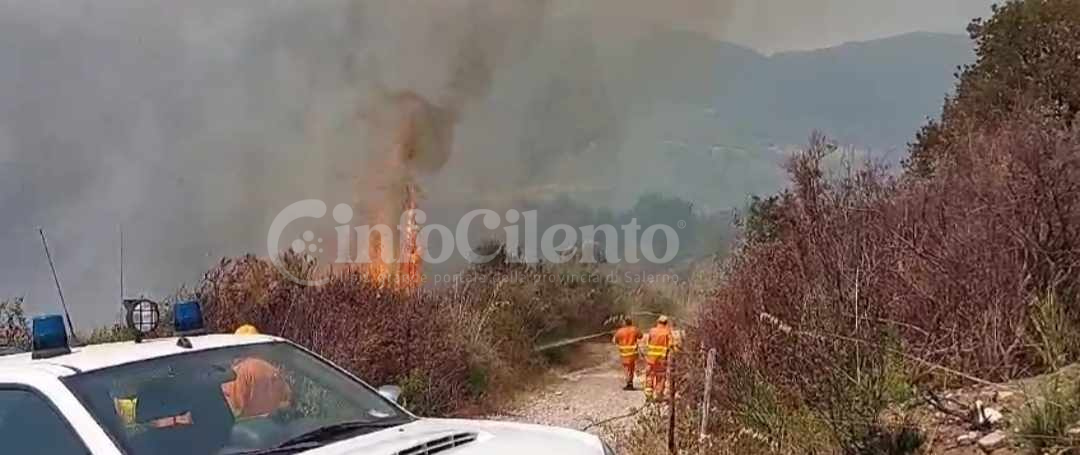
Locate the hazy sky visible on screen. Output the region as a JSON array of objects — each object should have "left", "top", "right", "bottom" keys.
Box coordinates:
[
  {"left": 726, "top": 0, "right": 996, "bottom": 52},
  {"left": 0, "top": 0, "right": 991, "bottom": 327},
  {"left": 555, "top": 0, "right": 996, "bottom": 52}
]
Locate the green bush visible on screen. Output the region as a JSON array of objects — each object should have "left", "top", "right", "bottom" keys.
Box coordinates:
[{"left": 397, "top": 369, "right": 432, "bottom": 412}]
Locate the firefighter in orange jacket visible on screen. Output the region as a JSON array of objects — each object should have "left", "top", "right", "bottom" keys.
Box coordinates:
[
  {"left": 222, "top": 325, "right": 292, "bottom": 418},
  {"left": 644, "top": 315, "right": 674, "bottom": 401},
  {"left": 612, "top": 317, "right": 643, "bottom": 390}
]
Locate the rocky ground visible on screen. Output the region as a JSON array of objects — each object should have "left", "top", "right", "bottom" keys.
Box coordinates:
[
  {"left": 487, "top": 342, "right": 648, "bottom": 444},
  {"left": 891, "top": 364, "right": 1080, "bottom": 454},
  {"left": 484, "top": 342, "right": 1080, "bottom": 454}
]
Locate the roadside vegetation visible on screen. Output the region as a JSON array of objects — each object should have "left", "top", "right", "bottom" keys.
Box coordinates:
[
  {"left": 624, "top": 1, "right": 1080, "bottom": 453},
  {"left": 198, "top": 248, "right": 676, "bottom": 416},
  {"left": 0, "top": 248, "right": 673, "bottom": 417},
  {"left": 5, "top": 2, "right": 1079, "bottom": 452},
  {"left": 0, "top": 298, "right": 29, "bottom": 352}
]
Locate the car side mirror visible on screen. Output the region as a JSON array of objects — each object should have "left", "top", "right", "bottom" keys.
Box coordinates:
[{"left": 377, "top": 385, "right": 403, "bottom": 404}]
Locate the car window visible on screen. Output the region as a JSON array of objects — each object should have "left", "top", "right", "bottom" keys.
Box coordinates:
[
  {"left": 65, "top": 342, "right": 410, "bottom": 455},
  {"left": 0, "top": 388, "right": 90, "bottom": 454}
]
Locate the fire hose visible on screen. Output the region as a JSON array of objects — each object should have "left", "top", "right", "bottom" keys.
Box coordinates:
[{"left": 533, "top": 331, "right": 616, "bottom": 352}]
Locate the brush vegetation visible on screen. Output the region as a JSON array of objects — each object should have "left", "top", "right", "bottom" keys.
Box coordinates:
[
  {"left": 625, "top": 1, "right": 1080, "bottom": 453},
  {"left": 198, "top": 247, "right": 675, "bottom": 415}
]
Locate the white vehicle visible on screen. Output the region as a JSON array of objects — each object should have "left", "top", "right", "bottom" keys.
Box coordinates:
[{"left": 0, "top": 303, "right": 615, "bottom": 455}]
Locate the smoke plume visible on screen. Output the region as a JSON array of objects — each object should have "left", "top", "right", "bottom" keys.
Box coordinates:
[
  {"left": 0, "top": 0, "right": 980, "bottom": 325},
  {"left": 353, "top": 0, "right": 548, "bottom": 266}
]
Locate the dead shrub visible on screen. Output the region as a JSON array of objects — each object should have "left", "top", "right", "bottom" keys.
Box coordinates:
[
  {"left": 0, "top": 297, "right": 29, "bottom": 351},
  {"left": 673, "top": 108, "right": 1080, "bottom": 453},
  {"left": 199, "top": 245, "right": 620, "bottom": 415}
]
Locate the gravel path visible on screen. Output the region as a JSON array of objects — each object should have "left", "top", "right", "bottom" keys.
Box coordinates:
[{"left": 488, "top": 342, "right": 647, "bottom": 437}]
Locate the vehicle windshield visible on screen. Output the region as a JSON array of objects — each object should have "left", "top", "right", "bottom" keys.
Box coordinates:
[{"left": 64, "top": 341, "right": 412, "bottom": 455}]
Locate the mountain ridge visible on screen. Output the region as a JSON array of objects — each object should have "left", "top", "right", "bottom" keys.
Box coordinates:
[{"left": 506, "top": 24, "right": 975, "bottom": 209}]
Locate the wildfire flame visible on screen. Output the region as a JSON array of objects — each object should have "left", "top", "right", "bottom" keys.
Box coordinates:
[
  {"left": 398, "top": 183, "right": 423, "bottom": 288},
  {"left": 347, "top": 182, "right": 422, "bottom": 289},
  {"left": 352, "top": 92, "right": 438, "bottom": 290}
]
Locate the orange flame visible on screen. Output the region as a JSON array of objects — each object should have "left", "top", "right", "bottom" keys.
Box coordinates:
[{"left": 398, "top": 183, "right": 423, "bottom": 288}]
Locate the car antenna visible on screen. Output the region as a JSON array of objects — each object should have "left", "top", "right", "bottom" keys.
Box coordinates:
[
  {"left": 37, "top": 228, "right": 79, "bottom": 341},
  {"left": 119, "top": 224, "right": 124, "bottom": 303}
]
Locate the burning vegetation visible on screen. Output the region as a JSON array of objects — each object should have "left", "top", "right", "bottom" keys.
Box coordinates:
[
  {"left": 325, "top": 0, "right": 549, "bottom": 289},
  {"left": 348, "top": 91, "right": 454, "bottom": 288}
]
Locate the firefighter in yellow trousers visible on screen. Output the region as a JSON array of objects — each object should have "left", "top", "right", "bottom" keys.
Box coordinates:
[{"left": 643, "top": 315, "right": 674, "bottom": 401}]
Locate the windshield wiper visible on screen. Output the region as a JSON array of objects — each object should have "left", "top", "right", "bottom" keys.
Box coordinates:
[
  {"left": 281, "top": 419, "right": 407, "bottom": 446},
  {"left": 225, "top": 419, "right": 409, "bottom": 455},
  {"left": 224, "top": 441, "right": 324, "bottom": 455}
]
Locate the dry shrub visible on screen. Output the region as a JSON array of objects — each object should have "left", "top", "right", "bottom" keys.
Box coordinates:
[
  {"left": 461, "top": 242, "right": 618, "bottom": 343},
  {"left": 637, "top": 4, "right": 1080, "bottom": 452},
  {"left": 200, "top": 254, "right": 471, "bottom": 415},
  {"left": 678, "top": 108, "right": 1080, "bottom": 453},
  {"left": 199, "top": 246, "right": 620, "bottom": 415},
  {"left": 0, "top": 297, "right": 29, "bottom": 351}
]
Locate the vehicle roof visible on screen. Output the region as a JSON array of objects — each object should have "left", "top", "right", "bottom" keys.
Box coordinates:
[{"left": 0, "top": 334, "right": 281, "bottom": 378}]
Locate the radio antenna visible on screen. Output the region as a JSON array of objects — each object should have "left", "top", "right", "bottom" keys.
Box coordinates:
[
  {"left": 119, "top": 225, "right": 124, "bottom": 302},
  {"left": 37, "top": 228, "right": 78, "bottom": 338}
]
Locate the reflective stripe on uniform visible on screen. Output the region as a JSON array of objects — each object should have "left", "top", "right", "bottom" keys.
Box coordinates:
[
  {"left": 618, "top": 345, "right": 638, "bottom": 357},
  {"left": 646, "top": 344, "right": 668, "bottom": 358},
  {"left": 115, "top": 398, "right": 137, "bottom": 425},
  {"left": 645, "top": 325, "right": 673, "bottom": 364}
]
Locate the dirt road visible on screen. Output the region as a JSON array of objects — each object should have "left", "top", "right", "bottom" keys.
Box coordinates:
[{"left": 488, "top": 342, "right": 647, "bottom": 438}]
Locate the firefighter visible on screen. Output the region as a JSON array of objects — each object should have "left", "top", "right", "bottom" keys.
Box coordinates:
[
  {"left": 221, "top": 325, "right": 292, "bottom": 418},
  {"left": 113, "top": 323, "right": 273, "bottom": 426},
  {"left": 643, "top": 315, "right": 674, "bottom": 401},
  {"left": 612, "top": 317, "right": 643, "bottom": 390}
]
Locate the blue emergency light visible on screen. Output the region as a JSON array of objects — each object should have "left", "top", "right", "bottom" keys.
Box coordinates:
[
  {"left": 31, "top": 315, "right": 71, "bottom": 359},
  {"left": 173, "top": 300, "right": 206, "bottom": 335}
]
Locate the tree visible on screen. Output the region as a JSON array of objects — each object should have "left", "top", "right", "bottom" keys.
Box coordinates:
[
  {"left": 907, "top": 0, "right": 1080, "bottom": 176},
  {"left": 739, "top": 194, "right": 785, "bottom": 244},
  {"left": 620, "top": 193, "right": 696, "bottom": 263}
]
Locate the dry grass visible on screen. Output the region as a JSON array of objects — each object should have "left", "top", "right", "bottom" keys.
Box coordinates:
[{"left": 1018, "top": 377, "right": 1080, "bottom": 450}]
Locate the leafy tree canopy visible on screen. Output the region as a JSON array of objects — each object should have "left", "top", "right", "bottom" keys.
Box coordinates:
[{"left": 907, "top": 0, "right": 1080, "bottom": 176}]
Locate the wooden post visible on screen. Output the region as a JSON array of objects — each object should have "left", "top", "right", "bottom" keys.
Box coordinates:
[
  {"left": 699, "top": 349, "right": 716, "bottom": 454},
  {"left": 668, "top": 350, "right": 677, "bottom": 454}
]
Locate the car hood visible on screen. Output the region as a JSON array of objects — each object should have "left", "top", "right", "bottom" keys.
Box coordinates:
[{"left": 302, "top": 418, "right": 604, "bottom": 455}]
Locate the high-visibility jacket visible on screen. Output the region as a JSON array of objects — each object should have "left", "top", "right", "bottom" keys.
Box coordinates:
[
  {"left": 221, "top": 357, "right": 292, "bottom": 418},
  {"left": 114, "top": 397, "right": 137, "bottom": 425},
  {"left": 645, "top": 325, "right": 673, "bottom": 365},
  {"left": 613, "top": 326, "right": 642, "bottom": 359}
]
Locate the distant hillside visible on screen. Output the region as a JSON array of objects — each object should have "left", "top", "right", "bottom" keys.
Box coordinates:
[
  {"left": 504, "top": 26, "right": 975, "bottom": 209},
  {"left": 751, "top": 32, "right": 974, "bottom": 150},
  {"left": 612, "top": 29, "right": 973, "bottom": 149}
]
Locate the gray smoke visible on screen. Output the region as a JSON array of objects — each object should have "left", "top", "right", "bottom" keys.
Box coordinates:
[
  {"left": 0, "top": 0, "right": 551, "bottom": 325},
  {"left": 0, "top": 0, "right": 576, "bottom": 326},
  {"left": 354, "top": 0, "right": 549, "bottom": 262},
  {"left": 356, "top": 0, "right": 549, "bottom": 203},
  {"left": 0, "top": 0, "right": 987, "bottom": 327}
]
